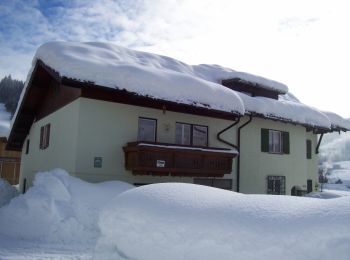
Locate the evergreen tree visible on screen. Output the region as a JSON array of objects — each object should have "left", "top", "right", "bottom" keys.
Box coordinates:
[{"left": 0, "top": 75, "right": 24, "bottom": 117}]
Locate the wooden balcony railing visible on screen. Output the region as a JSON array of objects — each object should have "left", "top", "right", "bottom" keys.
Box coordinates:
[{"left": 123, "top": 142, "right": 238, "bottom": 177}]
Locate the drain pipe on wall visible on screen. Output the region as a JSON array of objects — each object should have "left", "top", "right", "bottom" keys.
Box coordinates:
[
  {"left": 217, "top": 118, "right": 240, "bottom": 150},
  {"left": 236, "top": 116, "right": 253, "bottom": 192},
  {"left": 315, "top": 133, "right": 324, "bottom": 154}
]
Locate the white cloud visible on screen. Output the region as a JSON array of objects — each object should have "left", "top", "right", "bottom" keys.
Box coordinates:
[{"left": 1, "top": 0, "right": 350, "bottom": 117}]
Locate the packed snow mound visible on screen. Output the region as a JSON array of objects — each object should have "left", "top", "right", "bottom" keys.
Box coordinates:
[
  {"left": 97, "top": 183, "right": 350, "bottom": 260},
  {"left": 0, "top": 169, "right": 133, "bottom": 244},
  {"left": 34, "top": 42, "right": 245, "bottom": 115},
  {"left": 0, "top": 103, "right": 10, "bottom": 137},
  {"left": 322, "top": 111, "right": 350, "bottom": 131},
  {"left": 0, "top": 178, "right": 19, "bottom": 207},
  {"left": 238, "top": 92, "right": 331, "bottom": 128}
]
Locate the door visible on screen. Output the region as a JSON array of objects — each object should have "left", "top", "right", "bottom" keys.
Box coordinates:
[{"left": 307, "top": 179, "right": 313, "bottom": 193}]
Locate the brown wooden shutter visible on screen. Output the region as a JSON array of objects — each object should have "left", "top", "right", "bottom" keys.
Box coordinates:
[
  {"left": 306, "top": 140, "right": 312, "bottom": 159},
  {"left": 40, "top": 126, "right": 44, "bottom": 149},
  {"left": 261, "top": 128, "right": 269, "bottom": 152},
  {"left": 282, "top": 131, "right": 290, "bottom": 154},
  {"left": 45, "top": 124, "right": 51, "bottom": 149}
]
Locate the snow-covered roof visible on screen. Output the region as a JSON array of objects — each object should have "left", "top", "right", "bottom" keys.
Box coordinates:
[
  {"left": 237, "top": 93, "right": 331, "bottom": 129},
  {"left": 322, "top": 111, "right": 350, "bottom": 131},
  {"left": 10, "top": 42, "right": 348, "bottom": 133},
  {"left": 34, "top": 42, "right": 245, "bottom": 116}
]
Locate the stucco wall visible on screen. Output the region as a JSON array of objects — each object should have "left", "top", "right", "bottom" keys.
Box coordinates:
[
  {"left": 19, "top": 97, "right": 320, "bottom": 195},
  {"left": 239, "top": 117, "right": 318, "bottom": 195},
  {"left": 74, "top": 98, "right": 238, "bottom": 186},
  {"left": 19, "top": 100, "right": 80, "bottom": 191}
]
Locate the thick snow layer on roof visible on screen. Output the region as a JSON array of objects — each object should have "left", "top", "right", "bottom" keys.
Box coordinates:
[
  {"left": 193, "top": 64, "right": 288, "bottom": 94},
  {"left": 0, "top": 103, "right": 10, "bottom": 137},
  {"left": 322, "top": 111, "right": 350, "bottom": 130},
  {"left": 237, "top": 92, "right": 331, "bottom": 129},
  {"left": 98, "top": 183, "right": 350, "bottom": 260},
  {"left": 34, "top": 42, "right": 244, "bottom": 115},
  {"left": 11, "top": 41, "right": 345, "bottom": 131}
]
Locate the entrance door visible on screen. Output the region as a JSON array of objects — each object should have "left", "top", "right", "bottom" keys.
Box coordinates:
[{"left": 307, "top": 179, "right": 313, "bottom": 193}]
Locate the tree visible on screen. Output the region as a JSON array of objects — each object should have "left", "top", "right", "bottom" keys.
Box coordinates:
[{"left": 0, "top": 75, "right": 24, "bottom": 117}]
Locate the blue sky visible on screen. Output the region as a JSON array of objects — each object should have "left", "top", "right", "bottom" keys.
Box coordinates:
[{"left": 1, "top": 0, "right": 350, "bottom": 117}]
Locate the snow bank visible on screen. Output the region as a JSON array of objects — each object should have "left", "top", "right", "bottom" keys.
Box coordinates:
[
  {"left": 0, "top": 103, "right": 10, "bottom": 137},
  {"left": 0, "top": 178, "right": 19, "bottom": 207},
  {"left": 322, "top": 111, "right": 350, "bottom": 131},
  {"left": 97, "top": 183, "right": 350, "bottom": 260},
  {"left": 238, "top": 92, "right": 331, "bottom": 129},
  {"left": 0, "top": 169, "right": 133, "bottom": 244}
]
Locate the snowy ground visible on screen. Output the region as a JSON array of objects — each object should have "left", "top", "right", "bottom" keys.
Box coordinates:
[{"left": 0, "top": 169, "right": 349, "bottom": 260}]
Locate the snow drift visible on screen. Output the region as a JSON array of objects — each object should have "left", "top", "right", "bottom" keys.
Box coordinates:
[
  {"left": 0, "top": 169, "right": 133, "bottom": 244},
  {"left": 0, "top": 178, "right": 18, "bottom": 207},
  {"left": 97, "top": 183, "right": 350, "bottom": 260}
]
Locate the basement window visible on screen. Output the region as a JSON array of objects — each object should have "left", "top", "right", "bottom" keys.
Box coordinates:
[
  {"left": 40, "top": 124, "right": 51, "bottom": 150},
  {"left": 267, "top": 176, "right": 286, "bottom": 195}
]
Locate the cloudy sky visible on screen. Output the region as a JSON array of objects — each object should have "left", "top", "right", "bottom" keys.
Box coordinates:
[{"left": 1, "top": 0, "right": 349, "bottom": 117}]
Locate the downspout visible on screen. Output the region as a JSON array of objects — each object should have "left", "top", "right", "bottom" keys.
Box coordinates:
[
  {"left": 316, "top": 133, "right": 324, "bottom": 154},
  {"left": 236, "top": 116, "right": 253, "bottom": 192},
  {"left": 217, "top": 118, "right": 240, "bottom": 150}
]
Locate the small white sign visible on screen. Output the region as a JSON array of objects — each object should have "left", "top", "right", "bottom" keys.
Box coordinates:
[{"left": 156, "top": 160, "right": 165, "bottom": 167}]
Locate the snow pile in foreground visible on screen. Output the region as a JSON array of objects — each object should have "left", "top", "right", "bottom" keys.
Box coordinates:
[
  {"left": 0, "top": 169, "right": 133, "bottom": 244},
  {"left": 97, "top": 183, "right": 350, "bottom": 260},
  {"left": 0, "top": 178, "right": 19, "bottom": 207},
  {"left": 0, "top": 103, "right": 10, "bottom": 137}
]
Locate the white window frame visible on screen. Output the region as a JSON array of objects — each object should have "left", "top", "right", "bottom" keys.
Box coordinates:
[
  {"left": 137, "top": 117, "right": 157, "bottom": 142},
  {"left": 268, "top": 130, "right": 282, "bottom": 153}
]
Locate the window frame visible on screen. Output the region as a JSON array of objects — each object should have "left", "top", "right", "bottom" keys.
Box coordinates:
[
  {"left": 267, "top": 175, "right": 286, "bottom": 195},
  {"left": 261, "top": 128, "right": 290, "bottom": 155},
  {"left": 39, "top": 123, "right": 50, "bottom": 150},
  {"left": 175, "top": 122, "right": 209, "bottom": 147},
  {"left": 268, "top": 130, "right": 283, "bottom": 154},
  {"left": 25, "top": 139, "right": 30, "bottom": 154},
  {"left": 137, "top": 117, "right": 157, "bottom": 142}
]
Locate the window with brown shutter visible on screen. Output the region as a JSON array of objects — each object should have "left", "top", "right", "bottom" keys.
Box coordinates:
[{"left": 39, "top": 124, "right": 51, "bottom": 150}]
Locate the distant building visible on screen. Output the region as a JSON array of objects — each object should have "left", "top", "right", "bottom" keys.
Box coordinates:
[
  {"left": 6, "top": 42, "right": 350, "bottom": 195},
  {"left": 0, "top": 137, "right": 20, "bottom": 185}
]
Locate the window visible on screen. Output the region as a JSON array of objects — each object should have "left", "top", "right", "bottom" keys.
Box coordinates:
[
  {"left": 261, "top": 129, "right": 289, "bottom": 154},
  {"left": 194, "top": 178, "right": 232, "bottom": 190},
  {"left": 138, "top": 118, "right": 157, "bottom": 142},
  {"left": 40, "top": 124, "right": 50, "bottom": 150},
  {"left": 176, "top": 123, "right": 208, "bottom": 146},
  {"left": 306, "top": 140, "right": 312, "bottom": 159},
  {"left": 267, "top": 176, "right": 286, "bottom": 195}
]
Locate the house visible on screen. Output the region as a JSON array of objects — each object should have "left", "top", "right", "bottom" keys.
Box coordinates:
[
  {"left": 0, "top": 137, "right": 21, "bottom": 185},
  {"left": 6, "top": 42, "right": 350, "bottom": 195}
]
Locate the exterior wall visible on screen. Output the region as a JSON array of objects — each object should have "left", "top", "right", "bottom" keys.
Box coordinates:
[
  {"left": 74, "top": 98, "right": 238, "bottom": 186},
  {"left": 19, "top": 100, "right": 80, "bottom": 191},
  {"left": 239, "top": 117, "right": 318, "bottom": 195},
  {"left": 18, "top": 96, "right": 320, "bottom": 195}
]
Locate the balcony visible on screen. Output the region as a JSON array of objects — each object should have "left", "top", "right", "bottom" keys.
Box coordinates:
[{"left": 123, "top": 142, "right": 238, "bottom": 177}]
